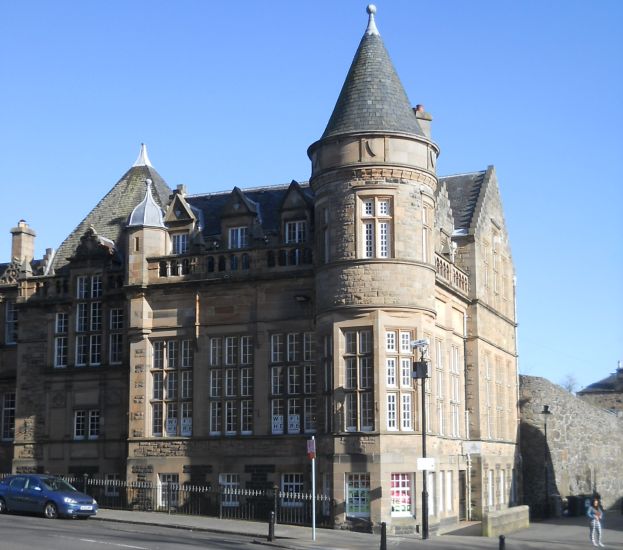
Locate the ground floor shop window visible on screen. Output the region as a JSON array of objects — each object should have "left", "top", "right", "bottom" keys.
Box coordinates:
[
  {"left": 345, "top": 473, "right": 370, "bottom": 518},
  {"left": 158, "top": 473, "right": 179, "bottom": 508},
  {"left": 390, "top": 473, "right": 413, "bottom": 517}
]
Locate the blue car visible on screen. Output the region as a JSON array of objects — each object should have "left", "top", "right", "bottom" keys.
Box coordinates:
[{"left": 0, "top": 474, "right": 98, "bottom": 519}]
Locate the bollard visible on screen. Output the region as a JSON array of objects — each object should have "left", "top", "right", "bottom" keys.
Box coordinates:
[
  {"left": 380, "top": 521, "right": 387, "bottom": 550},
  {"left": 268, "top": 510, "right": 275, "bottom": 542},
  {"left": 499, "top": 534, "right": 505, "bottom": 550}
]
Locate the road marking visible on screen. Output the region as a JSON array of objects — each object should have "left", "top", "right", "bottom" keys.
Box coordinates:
[{"left": 78, "top": 540, "right": 149, "bottom": 550}]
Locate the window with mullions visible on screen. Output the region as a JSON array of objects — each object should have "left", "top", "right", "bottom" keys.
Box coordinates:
[
  {"left": 208, "top": 335, "right": 254, "bottom": 436},
  {"left": 109, "top": 308, "right": 124, "bottom": 364},
  {"left": 346, "top": 473, "right": 370, "bottom": 518},
  {"left": 228, "top": 227, "right": 249, "bottom": 249},
  {"left": 171, "top": 233, "right": 188, "bottom": 255},
  {"left": 270, "top": 331, "right": 317, "bottom": 435},
  {"left": 75, "top": 275, "right": 103, "bottom": 367},
  {"left": 281, "top": 473, "right": 304, "bottom": 508},
  {"left": 54, "top": 313, "right": 68, "bottom": 368},
  {"left": 285, "top": 220, "right": 306, "bottom": 244},
  {"left": 344, "top": 329, "right": 373, "bottom": 432},
  {"left": 74, "top": 409, "right": 100, "bottom": 440},
  {"left": 151, "top": 339, "right": 194, "bottom": 437},
  {"left": 385, "top": 330, "right": 415, "bottom": 431},
  {"left": 1, "top": 393, "right": 15, "bottom": 440},
  {"left": 5, "top": 301, "right": 17, "bottom": 345},
  {"left": 391, "top": 473, "right": 413, "bottom": 517},
  {"left": 361, "top": 197, "right": 392, "bottom": 259}
]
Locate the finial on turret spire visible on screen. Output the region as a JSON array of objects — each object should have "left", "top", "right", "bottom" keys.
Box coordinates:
[
  {"left": 133, "top": 143, "right": 153, "bottom": 167},
  {"left": 366, "top": 4, "right": 379, "bottom": 36}
]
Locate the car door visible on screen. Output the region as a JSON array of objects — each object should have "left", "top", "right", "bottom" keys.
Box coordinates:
[
  {"left": 6, "top": 477, "right": 27, "bottom": 511},
  {"left": 22, "top": 477, "right": 46, "bottom": 513}
]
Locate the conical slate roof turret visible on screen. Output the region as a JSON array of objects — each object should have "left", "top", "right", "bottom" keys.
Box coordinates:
[
  {"left": 51, "top": 144, "right": 171, "bottom": 272},
  {"left": 321, "top": 5, "right": 423, "bottom": 139}
]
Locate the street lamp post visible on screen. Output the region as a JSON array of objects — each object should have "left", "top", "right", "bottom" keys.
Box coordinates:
[
  {"left": 540, "top": 405, "right": 552, "bottom": 518},
  {"left": 412, "top": 339, "right": 430, "bottom": 540}
]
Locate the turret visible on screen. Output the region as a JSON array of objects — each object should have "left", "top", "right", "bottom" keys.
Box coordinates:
[
  {"left": 308, "top": 5, "right": 440, "bottom": 314},
  {"left": 127, "top": 178, "right": 167, "bottom": 286}
]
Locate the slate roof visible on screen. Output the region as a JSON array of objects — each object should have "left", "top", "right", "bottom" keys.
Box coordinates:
[
  {"left": 321, "top": 10, "right": 423, "bottom": 140},
  {"left": 51, "top": 164, "right": 171, "bottom": 273},
  {"left": 441, "top": 171, "right": 486, "bottom": 234},
  {"left": 578, "top": 369, "right": 623, "bottom": 394},
  {"left": 187, "top": 183, "right": 314, "bottom": 239}
]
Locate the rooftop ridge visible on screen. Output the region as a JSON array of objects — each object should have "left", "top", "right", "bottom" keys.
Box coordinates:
[{"left": 187, "top": 181, "right": 311, "bottom": 199}]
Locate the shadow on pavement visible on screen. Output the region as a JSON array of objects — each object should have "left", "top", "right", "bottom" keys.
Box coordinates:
[{"left": 443, "top": 522, "right": 482, "bottom": 536}]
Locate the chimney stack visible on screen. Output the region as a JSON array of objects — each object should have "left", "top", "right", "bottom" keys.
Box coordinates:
[
  {"left": 414, "top": 104, "right": 433, "bottom": 139},
  {"left": 10, "top": 220, "right": 36, "bottom": 265}
]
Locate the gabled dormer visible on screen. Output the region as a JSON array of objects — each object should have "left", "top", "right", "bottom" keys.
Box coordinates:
[
  {"left": 279, "top": 180, "right": 313, "bottom": 245},
  {"left": 164, "top": 185, "right": 198, "bottom": 255},
  {"left": 220, "top": 187, "right": 260, "bottom": 251}
]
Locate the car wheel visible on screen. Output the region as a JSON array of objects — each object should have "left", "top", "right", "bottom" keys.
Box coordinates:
[
  {"left": 0, "top": 498, "right": 7, "bottom": 514},
  {"left": 44, "top": 501, "right": 58, "bottom": 519}
]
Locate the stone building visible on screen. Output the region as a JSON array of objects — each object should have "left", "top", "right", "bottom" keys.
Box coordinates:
[
  {"left": 577, "top": 362, "right": 623, "bottom": 415},
  {"left": 0, "top": 6, "right": 519, "bottom": 533}
]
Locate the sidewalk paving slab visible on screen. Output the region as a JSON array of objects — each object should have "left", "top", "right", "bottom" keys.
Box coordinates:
[{"left": 93, "top": 508, "right": 623, "bottom": 550}]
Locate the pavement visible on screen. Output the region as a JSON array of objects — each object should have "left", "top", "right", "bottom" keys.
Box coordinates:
[{"left": 93, "top": 507, "right": 623, "bottom": 549}]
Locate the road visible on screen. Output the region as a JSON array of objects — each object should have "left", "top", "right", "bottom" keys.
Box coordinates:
[
  {"left": 1, "top": 510, "right": 622, "bottom": 550},
  {"left": 0, "top": 514, "right": 261, "bottom": 550}
]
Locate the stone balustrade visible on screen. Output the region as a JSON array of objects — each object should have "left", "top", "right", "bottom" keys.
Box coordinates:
[
  {"left": 148, "top": 245, "right": 313, "bottom": 283},
  {"left": 435, "top": 254, "right": 469, "bottom": 294}
]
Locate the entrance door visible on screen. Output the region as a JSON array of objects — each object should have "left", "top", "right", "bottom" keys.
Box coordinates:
[{"left": 458, "top": 470, "right": 467, "bottom": 520}]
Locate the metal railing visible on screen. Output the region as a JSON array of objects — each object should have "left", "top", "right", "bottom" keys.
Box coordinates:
[{"left": 51, "top": 476, "right": 334, "bottom": 527}]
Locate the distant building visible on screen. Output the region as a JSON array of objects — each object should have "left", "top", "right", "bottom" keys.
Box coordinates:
[
  {"left": 0, "top": 6, "right": 519, "bottom": 533},
  {"left": 577, "top": 362, "right": 623, "bottom": 415}
]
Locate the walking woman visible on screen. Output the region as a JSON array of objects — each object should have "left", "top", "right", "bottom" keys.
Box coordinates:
[{"left": 587, "top": 496, "right": 605, "bottom": 547}]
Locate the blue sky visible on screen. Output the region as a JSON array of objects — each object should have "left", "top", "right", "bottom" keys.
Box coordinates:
[{"left": 1, "top": 1, "right": 621, "bottom": 390}]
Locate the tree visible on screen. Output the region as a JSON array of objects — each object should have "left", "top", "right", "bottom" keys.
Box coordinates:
[{"left": 560, "top": 374, "right": 579, "bottom": 394}]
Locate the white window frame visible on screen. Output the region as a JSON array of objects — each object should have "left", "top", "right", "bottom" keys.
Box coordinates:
[
  {"left": 390, "top": 473, "right": 412, "bottom": 517},
  {"left": 285, "top": 220, "right": 306, "bottom": 244},
  {"left": 281, "top": 473, "right": 305, "bottom": 508},
  {"left": 171, "top": 233, "right": 188, "bottom": 255},
  {"left": 345, "top": 473, "right": 370, "bottom": 518},
  {"left": 228, "top": 226, "right": 248, "bottom": 249}
]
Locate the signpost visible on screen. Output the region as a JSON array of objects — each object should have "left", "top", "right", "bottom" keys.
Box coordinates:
[{"left": 307, "top": 436, "right": 316, "bottom": 541}]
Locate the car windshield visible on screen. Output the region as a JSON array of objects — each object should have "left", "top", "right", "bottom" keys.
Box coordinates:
[{"left": 41, "top": 478, "right": 78, "bottom": 492}]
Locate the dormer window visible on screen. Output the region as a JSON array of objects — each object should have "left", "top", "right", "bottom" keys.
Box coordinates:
[
  {"left": 228, "top": 227, "right": 248, "bottom": 249},
  {"left": 285, "top": 221, "right": 306, "bottom": 244},
  {"left": 171, "top": 233, "right": 189, "bottom": 255}
]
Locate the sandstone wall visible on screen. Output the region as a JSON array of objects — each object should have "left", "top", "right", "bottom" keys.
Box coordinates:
[{"left": 519, "top": 375, "right": 623, "bottom": 514}]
